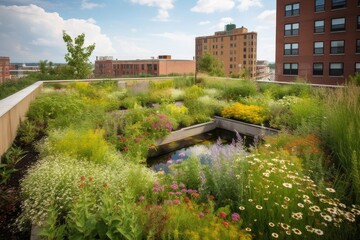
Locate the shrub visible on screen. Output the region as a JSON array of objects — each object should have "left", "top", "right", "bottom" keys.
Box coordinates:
[
  {"left": 41, "top": 128, "right": 113, "bottom": 164},
  {"left": 26, "top": 92, "right": 87, "bottom": 129},
  {"left": 221, "top": 103, "right": 267, "bottom": 125},
  {"left": 173, "top": 76, "right": 194, "bottom": 88},
  {"left": 149, "top": 79, "right": 173, "bottom": 90},
  {"left": 184, "top": 85, "right": 205, "bottom": 100}
]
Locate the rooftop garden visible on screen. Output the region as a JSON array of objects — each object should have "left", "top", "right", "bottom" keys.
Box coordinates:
[{"left": 1, "top": 75, "right": 359, "bottom": 239}]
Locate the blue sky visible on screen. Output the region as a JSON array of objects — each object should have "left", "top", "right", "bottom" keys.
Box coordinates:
[{"left": 0, "top": 0, "right": 276, "bottom": 63}]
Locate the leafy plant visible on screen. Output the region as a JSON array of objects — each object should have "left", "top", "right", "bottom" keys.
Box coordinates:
[{"left": 221, "top": 103, "right": 267, "bottom": 124}]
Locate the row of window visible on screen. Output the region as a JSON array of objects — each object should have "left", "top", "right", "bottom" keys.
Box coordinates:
[
  {"left": 285, "top": 0, "right": 358, "bottom": 16},
  {"left": 283, "top": 62, "right": 360, "bottom": 76},
  {"left": 202, "top": 34, "right": 256, "bottom": 44},
  {"left": 285, "top": 16, "right": 359, "bottom": 36},
  {"left": 284, "top": 39, "right": 360, "bottom": 55}
]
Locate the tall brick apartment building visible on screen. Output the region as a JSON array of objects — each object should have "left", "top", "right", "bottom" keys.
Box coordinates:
[
  {"left": 94, "top": 55, "right": 195, "bottom": 77},
  {"left": 195, "top": 24, "right": 257, "bottom": 78},
  {"left": 276, "top": 0, "right": 360, "bottom": 85},
  {"left": 0, "top": 56, "right": 11, "bottom": 83}
]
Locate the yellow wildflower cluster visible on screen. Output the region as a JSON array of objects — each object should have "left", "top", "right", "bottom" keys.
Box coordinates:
[
  {"left": 166, "top": 104, "right": 188, "bottom": 116},
  {"left": 221, "top": 103, "right": 267, "bottom": 124}
]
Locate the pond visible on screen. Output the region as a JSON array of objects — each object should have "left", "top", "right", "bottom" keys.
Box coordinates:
[{"left": 147, "top": 128, "right": 254, "bottom": 173}]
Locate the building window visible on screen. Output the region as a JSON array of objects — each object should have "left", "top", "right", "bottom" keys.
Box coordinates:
[
  {"left": 331, "top": 18, "right": 346, "bottom": 31},
  {"left": 154, "top": 64, "right": 158, "bottom": 71},
  {"left": 285, "top": 3, "right": 300, "bottom": 16},
  {"left": 356, "top": 63, "right": 360, "bottom": 73},
  {"left": 314, "top": 20, "right": 325, "bottom": 33},
  {"left": 329, "top": 63, "right": 344, "bottom": 76},
  {"left": 284, "top": 23, "right": 299, "bottom": 36},
  {"left": 283, "top": 63, "right": 298, "bottom": 75},
  {"left": 315, "top": 0, "right": 325, "bottom": 12},
  {"left": 313, "top": 63, "right": 324, "bottom": 75},
  {"left": 244, "top": 54, "right": 247, "bottom": 58},
  {"left": 230, "top": 57, "right": 233, "bottom": 62},
  {"left": 330, "top": 40, "right": 345, "bottom": 54},
  {"left": 331, "top": 0, "right": 346, "bottom": 9},
  {"left": 358, "top": 16, "right": 360, "bottom": 29},
  {"left": 284, "top": 43, "right": 299, "bottom": 55},
  {"left": 314, "top": 41, "right": 324, "bottom": 54},
  {"left": 357, "top": 39, "right": 360, "bottom": 53}
]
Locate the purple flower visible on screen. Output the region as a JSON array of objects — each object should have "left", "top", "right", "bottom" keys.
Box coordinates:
[
  {"left": 173, "top": 199, "right": 181, "bottom": 205},
  {"left": 231, "top": 213, "right": 240, "bottom": 222},
  {"left": 171, "top": 183, "right": 178, "bottom": 190},
  {"left": 187, "top": 189, "right": 194, "bottom": 194},
  {"left": 179, "top": 152, "right": 186, "bottom": 158},
  {"left": 176, "top": 159, "right": 182, "bottom": 164},
  {"left": 175, "top": 191, "right": 182, "bottom": 196},
  {"left": 152, "top": 187, "right": 160, "bottom": 192}
]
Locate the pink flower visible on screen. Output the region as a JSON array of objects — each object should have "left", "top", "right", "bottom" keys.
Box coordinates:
[
  {"left": 179, "top": 152, "right": 186, "bottom": 158},
  {"left": 171, "top": 183, "right": 178, "bottom": 190},
  {"left": 173, "top": 199, "right": 181, "bottom": 205},
  {"left": 176, "top": 192, "right": 182, "bottom": 196},
  {"left": 169, "top": 192, "right": 175, "bottom": 196},
  {"left": 198, "top": 212, "right": 205, "bottom": 218},
  {"left": 179, "top": 183, "right": 186, "bottom": 188},
  {"left": 167, "top": 160, "right": 173, "bottom": 164},
  {"left": 153, "top": 181, "right": 160, "bottom": 187},
  {"left": 139, "top": 196, "right": 145, "bottom": 201},
  {"left": 231, "top": 213, "right": 240, "bottom": 222},
  {"left": 167, "top": 200, "right": 173, "bottom": 205}
]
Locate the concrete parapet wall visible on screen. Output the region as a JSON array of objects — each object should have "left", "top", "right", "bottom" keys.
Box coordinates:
[{"left": 0, "top": 82, "right": 43, "bottom": 159}]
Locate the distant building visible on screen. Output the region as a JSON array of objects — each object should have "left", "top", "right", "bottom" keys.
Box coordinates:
[
  {"left": 10, "top": 63, "right": 40, "bottom": 79},
  {"left": 94, "top": 55, "right": 195, "bottom": 77},
  {"left": 276, "top": 0, "right": 360, "bottom": 85},
  {"left": 195, "top": 24, "right": 257, "bottom": 78},
  {"left": 256, "top": 60, "right": 270, "bottom": 80},
  {"left": 0, "top": 56, "right": 11, "bottom": 83}
]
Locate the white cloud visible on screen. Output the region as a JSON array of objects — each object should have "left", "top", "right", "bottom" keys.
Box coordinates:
[
  {"left": 0, "top": 4, "right": 115, "bottom": 62},
  {"left": 81, "top": 0, "right": 104, "bottom": 9},
  {"left": 191, "top": 0, "right": 235, "bottom": 13},
  {"left": 112, "top": 36, "right": 151, "bottom": 59},
  {"left": 199, "top": 21, "right": 211, "bottom": 25},
  {"left": 212, "top": 17, "right": 234, "bottom": 31},
  {"left": 237, "top": 0, "right": 262, "bottom": 12},
  {"left": 129, "top": 0, "right": 174, "bottom": 21},
  {"left": 257, "top": 9, "right": 276, "bottom": 24}
]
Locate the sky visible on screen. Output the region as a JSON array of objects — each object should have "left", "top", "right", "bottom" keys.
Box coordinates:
[{"left": 0, "top": 0, "right": 276, "bottom": 63}]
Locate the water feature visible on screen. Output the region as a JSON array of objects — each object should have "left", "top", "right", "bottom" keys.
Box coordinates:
[{"left": 147, "top": 129, "right": 253, "bottom": 173}]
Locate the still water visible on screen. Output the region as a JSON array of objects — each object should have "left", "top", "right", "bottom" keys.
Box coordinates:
[{"left": 147, "top": 129, "right": 253, "bottom": 173}]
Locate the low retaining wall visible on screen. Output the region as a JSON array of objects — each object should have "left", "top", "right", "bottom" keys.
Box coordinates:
[
  {"left": 0, "top": 81, "right": 43, "bottom": 159},
  {"left": 156, "top": 117, "right": 278, "bottom": 148}
]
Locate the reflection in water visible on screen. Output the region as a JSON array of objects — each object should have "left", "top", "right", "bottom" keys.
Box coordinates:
[{"left": 148, "top": 130, "right": 253, "bottom": 173}]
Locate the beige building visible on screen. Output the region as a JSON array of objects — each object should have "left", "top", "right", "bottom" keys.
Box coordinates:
[
  {"left": 256, "top": 60, "right": 271, "bottom": 80},
  {"left": 0, "top": 56, "right": 11, "bottom": 83},
  {"left": 195, "top": 24, "right": 257, "bottom": 78},
  {"left": 94, "top": 55, "right": 195, "bottom": 77}
]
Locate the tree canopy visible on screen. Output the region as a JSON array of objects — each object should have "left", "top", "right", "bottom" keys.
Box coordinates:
[
  {"left": 197, "top": 52, "right": 225, "bottom": 77},
  {"left": 63, "top": 31, "right": 95, "bottom": 79}
]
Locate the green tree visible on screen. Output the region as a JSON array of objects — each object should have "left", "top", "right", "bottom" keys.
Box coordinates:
[
  {"left": 62, "top": 31, "right": 95, "bottom": 79},
  {"left": 197, "top": 52, "right": 225, "bottom": 77}
]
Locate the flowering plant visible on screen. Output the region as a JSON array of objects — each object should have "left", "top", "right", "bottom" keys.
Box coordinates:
[{"left": 221, "top": 102, "right": 267, "bottom": 124}]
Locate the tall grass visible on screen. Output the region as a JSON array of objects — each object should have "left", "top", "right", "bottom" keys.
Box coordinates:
[
  {"left": 0, "top": 78, "right": 37, "bottom": 100},
  {"left": 199, "top": 78, "right": 257, "bottom": 100},
  {"left": 321, "top": 83, "right": 360, "bottom": 203}
]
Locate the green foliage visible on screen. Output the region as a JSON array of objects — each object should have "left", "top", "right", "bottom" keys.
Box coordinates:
[
  {"left": 63, "top": 31, "right": 95, "bottom": 79},
  {"left": 43, "top": 128, "right": 113, "bottom": 164},
  {"left": 149, "top": 79, "right": 173, "bottom": 90},
  {"left": 173, "top": 76, "right": 195, "bottom": 88},
  {"left": 200, "top": 78, "right": 257, "bottom": 100},
  {"left": 184, "top": 85, "right": 204, "bottom": 100},
  {"left": 0, "top": 146, "right": 26, "bottom": 184},
  {"left": 17, "top": 120, "right": 39, "bottom": 145},
  {"left": 0, "top": 78, "right": 37, "bottom": 100},
  {"left": 197, "top": 52, "right": 225, "bottom": 77},
  {"left": 26, "top": 92, "right": 87, "bottom": 130},
  {"left": 321, "top": 83, "right": 360, "bottom": 203},
  {"left": 258, "top": 82, "right": 311, "bottom": 99},
  {"left": 348, "top": 72, "right": 360, "bottom": 86}
]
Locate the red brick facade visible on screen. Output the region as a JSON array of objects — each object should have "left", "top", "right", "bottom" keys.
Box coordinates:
[
  {"left": 276, "top": 0, "right": 360, "bottom": 84},
  {"left": 0, "top": 57, "right": 11, "bottom": 83},
  {"left": 94, "top": 56, "right": 195, "bottom": 77}
]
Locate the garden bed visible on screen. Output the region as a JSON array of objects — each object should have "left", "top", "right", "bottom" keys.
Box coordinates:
[{"left": 1, "top": 77, "right": 359, "bottom": 239}]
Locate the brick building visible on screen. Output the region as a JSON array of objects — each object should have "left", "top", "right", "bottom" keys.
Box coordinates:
[
  {"left": 276, "top": 0, "right": 360, "bottom": 85},
  {"left": 94, "top": 55, "right": 195, "bottom": 77},
  {"left": 0, "top": 56, "right": 11, "bottom": 83},
  {"left": 195, "top": 24, "right": 257, "bottom": 78}
]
